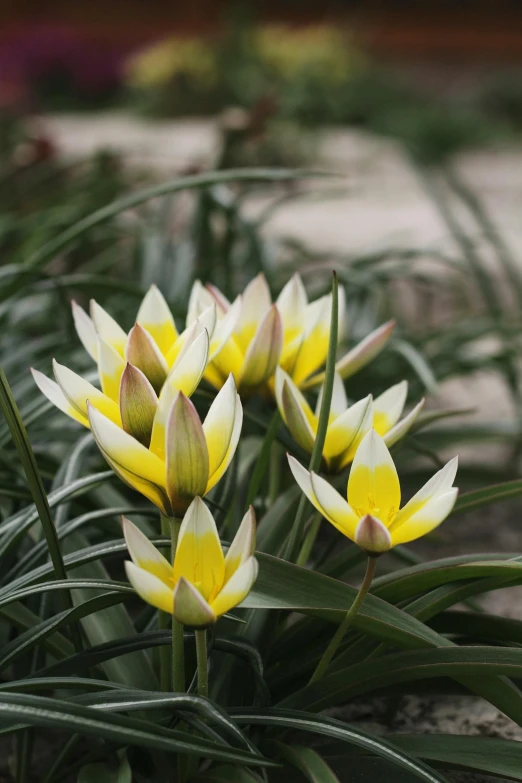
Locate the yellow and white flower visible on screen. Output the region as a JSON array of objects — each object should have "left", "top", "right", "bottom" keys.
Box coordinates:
[
  {"left": 187, "top": 273, "right": 394, "bottom": 394},
  {"left": 124, "top": 498, "right": 258, "bottom": 627},
  {"left": 288, "top": 429, "right": 458, "bottom": 554},
  {"left": 276, "top": 370, "right": 424, "bottom": 471},
  {"left": 31, "top": 285, "right": 237, "bottom": 428},
  {"left": 80, "top": 375, "right": 241, "bottom": 516}
]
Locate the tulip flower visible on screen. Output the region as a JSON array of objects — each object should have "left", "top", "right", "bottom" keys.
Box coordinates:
[
  {"left": 123, "top": 498, "right": 258, "bottom": 627},
  {"left": 31, "top": 285, "right": 237, "bottom": 428},
  {"left": 77, "top": 374, "right": 241, "bottom": 516},
  {"left": 288, "top": 429, "right": 458, "bottom": 555},
  {"left": 187, "top": 273, "right": 394, "bottom": 395},
  {"left": 276, "top": 370, "right": 424, "bottom": 472}
]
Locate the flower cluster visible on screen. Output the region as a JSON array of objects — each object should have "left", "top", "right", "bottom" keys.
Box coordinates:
[{"left": 33, "top": 274, "right": 458, "bottom": 628}]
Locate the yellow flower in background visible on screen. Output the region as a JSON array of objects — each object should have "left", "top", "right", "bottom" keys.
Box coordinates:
[
  {"left": 289, "top": 429, "right": 458, "bottom": 555},
  {"left": 276, "top": 370, "right": 424, "bottom": 472},
  {"left": 124, "top": 498, "right": 258, "bottom": 627},
  {"left": 31, "top": 285, "right": 237, "bottom": 430},
  {"left": 187, "top": 272, "right": 394, "bottom": 395},
  {"left": 86, "top": 376, "right": 242, "bottom": 516},
  {"left": 125, "top": 38, "right": 217, "bottom": 90}
]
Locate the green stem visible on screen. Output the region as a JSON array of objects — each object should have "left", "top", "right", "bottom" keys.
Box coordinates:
[
  {"left": 296, "top": 512, "right": 322, "bottom": 567},
  {"left": 310, "top": 556, "right": 377, "bottom": 684},
  {"left": 285, "top": 272, "right": 339, "bottom": 562},
  {"left": 170, "top": 517, "right": 185, "bottom": 694},
  {"left": 159, "top": 514, "right": 171, "bottom": 692},
  {"left": 195, "top": 629, "right": 209, "bottom": 699}
]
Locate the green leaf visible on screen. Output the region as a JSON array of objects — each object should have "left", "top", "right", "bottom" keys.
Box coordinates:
[
  {"left": 193, "top": 766, "right": 262, "bottom": 783},
  {"left": 0, "top": 692, "right": 270, "bottom": 767},
  {"left": 390, "top": 734, "right": 522, "bottom": 781},
  {"left": 231, "top": 708, "right": 449, "bottom": 783},
  {"left": 267, "top": 741, "right": 341, "bottom": 783},
  {"left": 279, "top": 646, "right": 522, "bottom": 716},
  {"left": 453, "top": 478, "right": 522, "bottom": 514}
]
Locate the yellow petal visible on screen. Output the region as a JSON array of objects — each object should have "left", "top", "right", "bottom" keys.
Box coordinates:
[
  {"left": 277, "top": 273, "right": 307, "bottom": 344},
  {"left": 90, "top": 300, "right": 127, "bottom": 356},
  {"left": 125, "top": 323, "right": 168, "bottom": 394},
  {"left": 202, "top": 374, "right": 237, "bottom": 478},
  {"left": 165, "top": 393, "right": 209, "bottom": 514},
  {"left": 209, "top": 297, "right": 241, "bottom": 361},
  {"left": 97, "top": 338, "right": 126, "bottom": 403},
  {"left": 173, "top": 497, "right": 225, "bottom": 603},
  {"left": 208, "top": 334, "right": 244, "bottom": 390},
  {"left": 53, "top": 360, "right": 121, "bottom": 426},
  {"left": 205, "top": 391, "right": 242, "bottom": 492},
  {"left": 173, "top": 577, "right": 216, "bottom": 628},
  {"left": 290, "top": 295, "right": 331, "bottom": 386},
  {"left": 120, "top": 364, "right": 158, "bottom": 446},
  {"left": 240, "top": 305, "right": 283, "bottom": 390},
  {"left": 234, "top": 274, "right": 272, "bottom": 352},
  {"left": 137, "top": 284, "right": 178, "bottom": 356},
  {"left": 348, "top": 429, "right": 400, "bottom": 526},
  {"left": 390, "top": 489, "right": 458, "bottom": 546},
  {"left": 224, "top": 506, "right": 256, "bottom": 582},
  {"left": 31, "top": 369, "right": 88, "bottom": 427},
  {"left": 383, "top": 399, "right": 425, "bottom": 450},
  {"left": 100, "top": 451, "right": 170, "bottom": 514},
  {"left": 125, "top": 561, "right": 173, "bottom": 614},
  {"left": 287, "top": 455, "right": 358, "bottom": 538},
  {"left": 166, "top": 327, "right": 209, "bottom": 397},
  {"left": 122, "top": 516, "right": 172, "bottom": 584},
  {"left": 373, "top": 381, "right": 408, "bottom": 436},
  {"left": 323, "top": 395, "right": 372, "bottom": 461},
  {"left": 72, "top": 301, "right": 98, "bottom": 361},
  {"left": 281, "top": 379, "right": 315, "bottom": 454},
  {"left": 211, "top": 557, "right": 258, "bottom": 619},
  {"left": 390, "top": 457, "right": 458, "bottom": 532},
  {"left": 88, "top": 403, "right": 166, "bottom": 490}
]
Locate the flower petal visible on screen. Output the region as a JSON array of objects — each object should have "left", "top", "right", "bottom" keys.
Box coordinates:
[
  {"left": 281, "top": 379, "right": 316, "bottom": 454},
  {"left": 287, "top": 455, "right": 358, "bottom": 539},
  {"left": 120, "top": 364, "right": 158, "bottom": 446},
  {"left": 88, "top": 403, "right": 166, "bottom": 490},
  {"left": 354, "top": 514, "right": 392, "bottom": 554},
  {"left": 240, "top": 305, "right": 283, "bottom": 390},
  {"left": 234, "top": 273, "right": 272, "bottom": 352},
  {"left": 209, "top": 297, "right": 241, "bottom": 361},
  {"left": 90, "top": 300, "right": 127, "bottom": 356},
  {"left": 165, "top": 393, "right": 209, "bottom": 514},
  {"left": 276, "top": 273, "right": 307, "bottom": 343},
  {"left": 276, "top": 367, "right": 317, "bottom": 430},
  {"left": 202, "top": 374, "right": 237, "bottom": 477},
  {"left": 290, "top": 295, "right": 331, "bottom": 386},
  {"left": 122, "top": 516, "right": 172, "bottom": 584},
  {"left": 125, "top": 561, "right": 173, "bottom": 614},
  {"left": 383, "top": 398, "right": 425, "bottom": 449},
  {"left": 211, "top": 557, "right": 258, "bottom": 619},
  {"left": 31, "top": 369, "right": 88, "bottom": 426},
  {"left": 323, "top": 394, "right": 372, "bottom": 461},
  {"left": 97, "top": 338, "right": 126, "bottom": 403},
  {"left": 187, "top": 280, "right": 228, "bottom": 326},
  {"left": 348, "top": 429, "right": 401, "bottom": 525},
  {"left": 205, "top": 391, "right": 242, "bottom": 492},
  {"left": 137, "top": 284, "right": 178, "bottom": 356},
  {"left": 390, "top": 488, "right": 458, "bottom": 546},
  {"left": 166, "top": 327, "right": 209, "bottom": 397},
  {"left": 390, "top": 456, "right": 458, "bottom": 531},
  {"left": 315, "top": 372, "right": 347, "bottom": 419},
  {"left": 373, "top": 381, "right": 408, "bottom": 436},
  {"left": 334, "top": 320, "right": 395, "bottom": 382},
  {"left": 173, "top": 577, "right": 216, "bottom": 628},
  {"left": 125, "top": 323, "right": 168, "bottom": 394},
  {"left": 224, "top": 506, "right": 256, "bottom": 582},
  {"left": 72, "top": 301, "right": 98, "bottom": 361},
  {"left": 53, "top": 360, "right": 121, "bottom": 425},
  {"left": 173, "top": 497, "right": 225, "bottom": 603}
]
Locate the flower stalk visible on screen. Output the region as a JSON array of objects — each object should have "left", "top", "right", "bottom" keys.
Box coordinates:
[
  {"left": 195, "top": 630, "right": 209, "bottom": 699},
  {"left": 310, "top": 555, "right": 377, "bottom": 684},
  {"left": 169, "top": 516, "right": 185, "bottom": 693}
]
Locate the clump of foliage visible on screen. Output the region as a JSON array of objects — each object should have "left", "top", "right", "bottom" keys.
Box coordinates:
[{"left": 1, "top": 155, "right": 522, "bottom": 783}]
